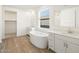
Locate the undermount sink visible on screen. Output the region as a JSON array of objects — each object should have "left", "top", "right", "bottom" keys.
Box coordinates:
[
  {"left": 64, "top": 31, "right": 79, "bottom": 36},
  {"left": 67, "top": 30, "right": 74, "bottom": 34},
  {"left": 59, "top": 30, "right": 77, "bottom": 35}
]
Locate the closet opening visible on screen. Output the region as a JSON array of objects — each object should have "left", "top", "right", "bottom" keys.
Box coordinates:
[{"left": 5, "top": 10, "right": 17, "bottom": 39}]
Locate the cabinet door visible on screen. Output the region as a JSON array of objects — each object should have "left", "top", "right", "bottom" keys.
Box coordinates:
[
  {"left": 66, "top": 43, "right": 79, "bottom": 53},
  {"left": 48, "top": 33, "right": 55, "bottom": 50},
  {"left": 55, "top": 38, "right": 66, "bottom": 53},
  {"left": 49, "top": 40, "right": 54, "bottom": 50},
  {"left": 60, "top": 8, "right": 75, "bottom": 27}
]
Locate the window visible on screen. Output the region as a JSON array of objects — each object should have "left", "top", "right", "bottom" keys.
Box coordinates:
[{"left": 40, "top": 8, "right": 50, "bottom": 28}]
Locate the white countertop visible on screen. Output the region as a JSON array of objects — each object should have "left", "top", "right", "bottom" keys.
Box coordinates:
[{"left": 49, "top": 30, "right": 79, "bottom": 39}]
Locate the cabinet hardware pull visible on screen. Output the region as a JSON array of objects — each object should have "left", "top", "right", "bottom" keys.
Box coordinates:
[
  {"left": 64, "top": 43, "right": 66, "bottom": 47},
  {"left": 66, "top": 44, "right": 68, "bottom": 48}
]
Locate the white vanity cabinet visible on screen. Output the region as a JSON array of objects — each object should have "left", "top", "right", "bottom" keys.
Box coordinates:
[
  {"left": 48, "top": 32, "right": 55, "bottom": 51},
  {"left": 55, "top": 34, "right": 79, "bottom": 53}
]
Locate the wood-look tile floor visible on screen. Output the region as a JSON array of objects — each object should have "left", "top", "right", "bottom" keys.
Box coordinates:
[
  {"left": 0, "top": 36, "right": 52, "bottom": 53},
  {"left": 5, "top": 33, "right": 16, "bottom": 39}
]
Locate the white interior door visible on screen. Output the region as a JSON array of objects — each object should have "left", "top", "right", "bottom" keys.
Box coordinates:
[{"left": 17, "top": 10, "right": 33, "bottom": 36}]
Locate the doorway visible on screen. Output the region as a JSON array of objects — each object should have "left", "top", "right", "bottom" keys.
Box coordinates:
[{"left": 4, "top": 10, "right": 17, "bottom": 39}]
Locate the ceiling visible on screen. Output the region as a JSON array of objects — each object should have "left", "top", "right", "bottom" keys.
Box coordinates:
[
  {"left": 3, "top": 5, "right": 42, "bottom": 10},
  {"left": 3, "top": 5, "right": 79, "bottom": 10}
]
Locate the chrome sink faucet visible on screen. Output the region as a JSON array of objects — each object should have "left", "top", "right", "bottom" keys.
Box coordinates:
[{"left": 67, "top": 28, "right": 73, "bottom": 34}]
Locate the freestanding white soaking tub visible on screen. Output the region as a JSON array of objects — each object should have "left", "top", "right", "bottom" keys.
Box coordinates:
[{"left": 30, "top": 31, "right": 48, "bottom": 49}]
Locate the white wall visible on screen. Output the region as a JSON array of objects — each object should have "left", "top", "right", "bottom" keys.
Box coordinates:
[
  {"left": 34, "top": 6, "right": 77, "bottom": 33},
  {"left": 3, "top": 5, "right": 79, "bottom": 38},
  {"left": 30, "top": 10, "right": 37, "bottom": 27},
  {"left": 3, "top": 6, "right": 37, "bottom": 37},
  {"left": 34, "top": 6, "right": 55, "bottom": 33},
  {"left": 0, "top": 5, "right": 3, "bottom": 42}
]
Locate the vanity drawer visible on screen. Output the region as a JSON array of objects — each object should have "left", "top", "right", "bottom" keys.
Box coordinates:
[
  {"left": 48, "top": 33, "right": 54, "bottom": 40},
  {"left": 48, "top": 37, "right": 54, "bottom": 41},
  {"left": 55, "top": 34, "right": 68, "bottom": 40},
  {"left": 48, "top": 40, "right": 54, "bottom": 44}
]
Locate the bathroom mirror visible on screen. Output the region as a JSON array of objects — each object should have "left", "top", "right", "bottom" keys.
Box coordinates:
[
  {"left": 39, "top": 7, "right": 50, "bottom": 28},
  {"left": 55, "top": 8, "right": 76, "bottom": 28},
  {"left": 59, "top": 8, "right": 75, "bottom": 28}
]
